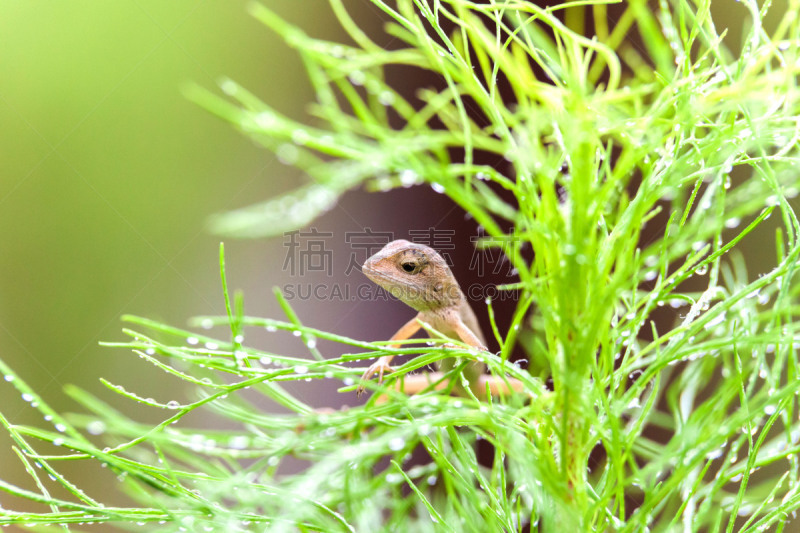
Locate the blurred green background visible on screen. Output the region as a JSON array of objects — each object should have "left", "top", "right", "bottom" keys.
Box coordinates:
[
  {"left": 0, "top": 2, "right": 457, "bottom": 512},
  {"left": 0, "top": 3, "right": 479, "bottom": 512},
  {"left": 0, "top": 0, "right": 787, "bottom": 518},
  {"left": 0, "top": 3, "right": 287, "bottom": 393},
  {"left": 0, "top": 0, "right": 371, "bottom": 503}
]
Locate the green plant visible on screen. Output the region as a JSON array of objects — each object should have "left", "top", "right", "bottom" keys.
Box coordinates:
[{"left": 3, "top": 0, "right": 800, "bottom": 530}]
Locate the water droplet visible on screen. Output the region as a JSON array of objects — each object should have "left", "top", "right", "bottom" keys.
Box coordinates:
[
  {"left": 704, "top": 312, "right": 726, "bottom": 330},
  {"left": 260, "top": 356, "right": 272, "bottom": 365},
  {"left": 266, "top": 325, "right": 277, "bottom": 332},
  {"left": 276, "top": 144, "right": 299, "bottom": 165},
  {"left": 87, "top": 421, "right": 105, "bottom": 435},
  {"left": 724, "top": 217, "right": 741, "bottom": 228},
  {"left": 295, "top": 365, "right": 309, "bottom": 375},
  {"left": 431, "top": 182, "right": 445, "bottom": 194},
  {"left": 187, "top": 337, "right": 199, "bottom": 345},
  {"left": 399, "top": 169, "right": 419, "bottom": 187},
  {"left": 220, "top": 79, "right": 237, "bottom": 95},
  {"left": 205, "top": 342, "right": 219, "bottom": 350},
  {"left": 22, "top": 393, "right": 34, "bottom": 402},
  {"left": 388, "top": 437, "right": 405, "bottom": 451},
  {"left": 53, "top": 438, "right": 64, "bottom": 447},
  {"left": 234, "top": 334, "right": 244, "bottom": 343},
  {"left": 376, "top": 176, "right": 394, "bottom": 191},
  {"left": 255, "top": 111, "right": 275, "bottom": 129},
  {"left": 166, "top": 400, "right": 181, "bottom": 410},
  {"left": 229, "top": 436, "right": 248, "bottom": 450},
  {"left": 4, "top": 375, "right": 13, "bottom": 382},
  {"left": 378, "top": 91, "right": 395, "bottom": 106},
  {"left": 348, "top": 71, "right": 366, "bottom": 86},
  {"left": 385, "top": 472, "right": 403, "bottom": 483},
  {"left": 306, "top": 339, "right": 317, "bottom": 349},
  {"left": 55, "top": 423, "right": 66, "bottom": 433},
  {"left": 291, "top": 129, "right": 309, "bottom": 145},
  {"left": 292, "top": 330, "right": 302, "bottom": 337}
]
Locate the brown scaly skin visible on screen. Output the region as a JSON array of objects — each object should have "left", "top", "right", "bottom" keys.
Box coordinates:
[{"left": 357, "top": 239, "right": 524, "bottom": 399}]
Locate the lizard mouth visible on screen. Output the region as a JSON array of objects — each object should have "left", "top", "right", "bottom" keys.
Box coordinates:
[
  {"left": 361, "top": 262, "right": 405, "bottom": 290},
  {"left": 361, "top": 263, "right": 384, "bottom": 284}
]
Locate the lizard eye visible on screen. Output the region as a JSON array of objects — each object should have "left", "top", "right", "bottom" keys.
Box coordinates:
[{"left": 400, "top": 262, "right": 418, "bottom": 274}]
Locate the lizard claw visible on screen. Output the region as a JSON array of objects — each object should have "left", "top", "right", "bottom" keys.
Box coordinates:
[{"left": 357, "top": 358, "right": 394, "bottom": 397}]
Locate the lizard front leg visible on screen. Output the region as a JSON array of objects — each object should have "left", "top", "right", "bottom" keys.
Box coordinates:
[
  {"left": 450, "top": 319, "right": 487, "bottom": 351},
  {"left": 370, "top": 319, "right": 489, "bottom": 400},
  {"left": 451, "top": 318, "right": 526, "bottom": 399},
  {"left": 356, "top": 315, "right": 422, "bottom": 396}
]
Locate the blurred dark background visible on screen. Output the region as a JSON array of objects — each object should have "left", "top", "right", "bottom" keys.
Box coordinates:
[{"left": 0, "top": 0, "right": 785, "bottom": 517}]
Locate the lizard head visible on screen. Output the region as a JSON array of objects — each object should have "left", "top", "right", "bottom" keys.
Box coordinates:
[{"left": 362, "top": 239, "right": 461, "bottom": 312}]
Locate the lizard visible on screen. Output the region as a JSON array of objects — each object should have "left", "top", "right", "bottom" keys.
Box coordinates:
[{"left": 356, "top": 239, "right": 525, "bottom": 399}]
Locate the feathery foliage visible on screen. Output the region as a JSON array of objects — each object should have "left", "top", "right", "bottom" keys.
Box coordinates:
[{"left": 3, "top": 0, "right": 800, "bottom": 530}]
